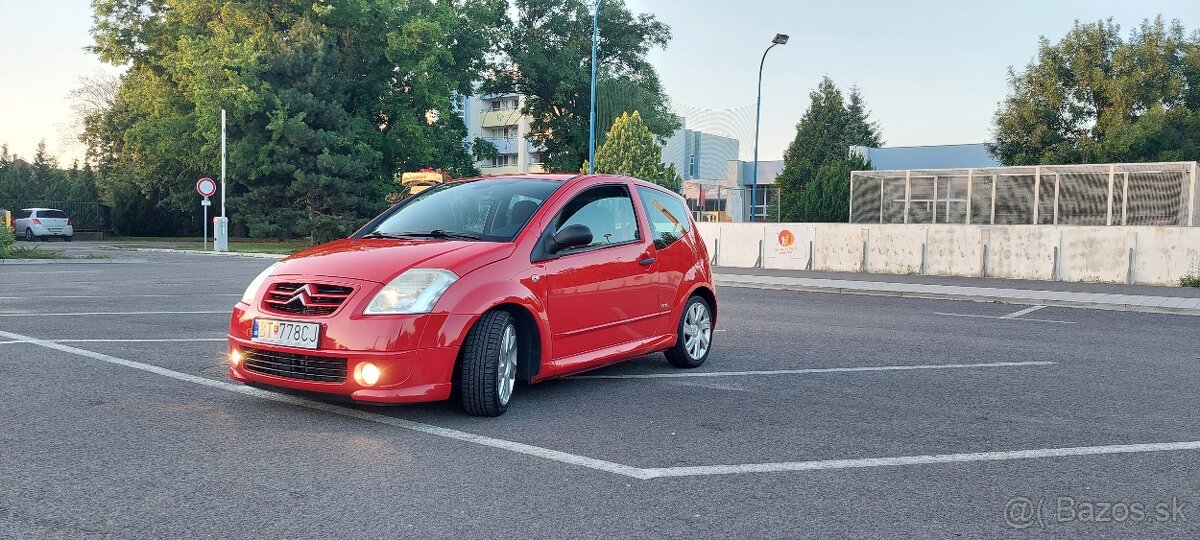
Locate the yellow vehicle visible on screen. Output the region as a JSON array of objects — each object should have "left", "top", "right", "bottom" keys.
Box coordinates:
[
  {"left": 400, "top": 171, "right": 446, "bottom": 195},
  {"left": 386, "top": 171, "right": 449, "bottom": 204}
]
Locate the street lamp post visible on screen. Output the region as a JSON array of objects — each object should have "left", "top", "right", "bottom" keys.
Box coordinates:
[
  {"left": 751, "top": 33, "right": 788, "bottom": 222},
  {"left": 588, "top": 0, "right": 606, "bottom": 174}
]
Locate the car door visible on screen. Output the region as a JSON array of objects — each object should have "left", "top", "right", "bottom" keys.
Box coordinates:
[
  {"left": 538, "top": 183, "right": 660, "bottom": 364},
  {"left": 635, "top": 186, "right": 700, "bottom": 334}
]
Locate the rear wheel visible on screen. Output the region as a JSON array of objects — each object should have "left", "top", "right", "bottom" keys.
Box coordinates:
[
  {"left": 24, "top": 228, "right": 34, "bottom": 242},
  {"left": 459, "top": 310, "right": 518, "bottom": 417},
  {"left": 665, "top": 296, "right": 713, "bottom": 368}
]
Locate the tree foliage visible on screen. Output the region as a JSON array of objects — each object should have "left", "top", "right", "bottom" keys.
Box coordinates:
[
  {"left": 990, "top": 16, "right": 1200, "bottom": 165},
  {"left": 587, "top": 111, "right": 680, "bottom": 191},
  {"left": 85, "top": 0, "right": 507, "bottom": 240},
  {"left": 789, "top": 154, "right": 870, "bottom": 223},
  {"left": 775, "top": 77, "right": 883, "bottom": 221},
  {"left": 487, "top": 0, "right": 678, "bottom": 173}
]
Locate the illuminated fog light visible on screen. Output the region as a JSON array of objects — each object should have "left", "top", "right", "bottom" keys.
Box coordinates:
[
  {"left": 356, "top": 362, "right": 381, "bottom": 387},
  {"left": 230, "top": 348, "right": 242, "bottom": 367}
]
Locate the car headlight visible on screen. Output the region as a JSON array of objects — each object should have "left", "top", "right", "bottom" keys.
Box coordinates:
[
  {"left": 240, "top": 262, "right": 282, "bottom": 304},
  {"left": 364, "top": 269, "right": 458, "bottom": 315}
]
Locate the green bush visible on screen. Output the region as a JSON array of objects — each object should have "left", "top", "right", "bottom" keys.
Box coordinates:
[
  {"left": 0, "top": 224, "right": 14, "bottom": 255},
  {"left": 1181, "top": 273, "right": 1200, "bottom": 288}
]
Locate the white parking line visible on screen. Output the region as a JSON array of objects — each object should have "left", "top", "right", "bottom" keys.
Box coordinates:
[
  {"left": 933, "top": 312, "right": 1076, "bottom": 324},
  {"left": 640, "top": 441, "right": 1200, "bottom": 478},
  {"left": 3, "top": 270, "right": 105, "bottom": 275},
  {"left": 0, "top": 310, "right": 228, "bottom": 317},
  {"left": 1001, "top": 305, "right": 1047, "bottom": 318},
  {"left": 0, "top": 338, "right": 226, "bottom": 345},
  {"left": 570, "top": 361, "right": 1055, "bottom": 380},
  {"left": 4, "top": 327, "right": 1199, "bottom": 480},
  {"left": 0, "top": 294, "right": 241, "bottom": 300},
  {"left": 0, "top": 329, "right": 650, "bottom": 480}
]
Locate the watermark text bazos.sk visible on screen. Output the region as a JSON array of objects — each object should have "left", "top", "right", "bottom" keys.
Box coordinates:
[{"left": 1003, "top": 496, "right": 1189, "bottom": 529}]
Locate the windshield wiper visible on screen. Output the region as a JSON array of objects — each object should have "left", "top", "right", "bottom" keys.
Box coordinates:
[
  {"left": 361, "top": 231, "right": 407, "bottom": 239},
  {"left": 375, "top": 229, "right": 484, "bottom": 241}
]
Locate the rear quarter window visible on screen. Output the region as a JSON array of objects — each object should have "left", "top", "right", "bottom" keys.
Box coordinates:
[{"left": 636, "top": 187, "right": 692, "bottom": 249}]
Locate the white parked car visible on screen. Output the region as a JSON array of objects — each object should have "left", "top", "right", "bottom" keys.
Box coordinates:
[{"left": 14, "top": 208, "right": 74, "bottom": 242}]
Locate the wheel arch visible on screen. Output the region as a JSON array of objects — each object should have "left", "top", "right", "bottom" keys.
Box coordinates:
[{"left": 687, "top": 284, "right": 717, "bottom": 328}]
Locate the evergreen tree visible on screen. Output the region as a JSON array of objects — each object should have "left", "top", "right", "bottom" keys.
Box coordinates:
[
  {"left": 588, "top": 111, "right": 681, "bottom": 191},
  {"left": 775, "top": 77, "right": 883, "bottom": 221}
]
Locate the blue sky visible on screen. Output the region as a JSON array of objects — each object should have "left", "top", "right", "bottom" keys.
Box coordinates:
[{"left": 1, "top": 0, "right": 1198, "bottom": 164}]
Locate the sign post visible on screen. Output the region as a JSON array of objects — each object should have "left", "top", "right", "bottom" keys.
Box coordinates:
[
  {"left": 197, "top": 178, "right": 217, "bottom": 250},
  {"left": 214, "top": 109, "right": 229, "bottom": 252}
]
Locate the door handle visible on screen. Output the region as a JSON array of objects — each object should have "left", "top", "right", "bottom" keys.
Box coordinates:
[{"left": 638, "top": 257, "right": 656, "bottom": 266}]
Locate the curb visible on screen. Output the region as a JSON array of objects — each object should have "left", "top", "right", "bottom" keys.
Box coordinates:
[
  {"left": 714, "top": 279, "right": 1200, "bottom": 317},
  {"left": 124, "top": 247, "right": 286, "bottom": 260}
]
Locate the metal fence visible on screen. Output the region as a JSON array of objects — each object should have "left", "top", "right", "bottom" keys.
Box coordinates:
[
  {"left": 682, "top": 182, "right": 781, "bottom": 222},
  {"left": 0, "top": 201, "right": 110, "bottom": 232},
  {"left": 850, "top": 162, "right": 1200, "bottom": 226}
]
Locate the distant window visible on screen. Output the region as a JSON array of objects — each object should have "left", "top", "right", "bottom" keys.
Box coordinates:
[
  {"left": 636, "top": 187, "right": 691, "bottom": 249},
  {"left": 491, "top": 100, "right": 501, "bottom": 111}
]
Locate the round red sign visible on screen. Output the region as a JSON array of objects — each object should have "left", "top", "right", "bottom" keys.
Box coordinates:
[{"left": 196, "top": 178, "right": 216, "bottom": 197}]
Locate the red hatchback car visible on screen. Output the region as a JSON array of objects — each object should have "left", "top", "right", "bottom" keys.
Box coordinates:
[{"left": 228, "top": 174, "right": 716, "bottom": 416}]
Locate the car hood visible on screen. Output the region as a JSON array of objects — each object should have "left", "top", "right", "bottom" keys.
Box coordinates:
[{"left": 274, "top": 238, "right": 517, "bottom": 284}]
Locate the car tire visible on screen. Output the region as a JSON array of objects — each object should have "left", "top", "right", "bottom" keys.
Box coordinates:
[
  {"left": 64, "top": 236, "right": 72, "bottom": 242},
  {"left": 665, "top": 295, "right": 713, "bottom": 369},
  {"left": 459, "top": 310, "right": 519, "bottom": 417},
  {"left": 24, "top": 228, "right": 34, "bottom": 242}
]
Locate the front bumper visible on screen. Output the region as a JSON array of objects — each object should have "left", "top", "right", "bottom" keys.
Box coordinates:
[{"left": 227, "top": 301, "right": 475, "bottom": 404}]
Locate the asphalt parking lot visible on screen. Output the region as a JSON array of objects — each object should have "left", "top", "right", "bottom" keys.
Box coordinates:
[{"left": 3, "top": 244, "right": 1200, "bottom": 538}]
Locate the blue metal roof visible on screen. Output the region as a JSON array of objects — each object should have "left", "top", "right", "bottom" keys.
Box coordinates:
[{"left": 860, "top": 143, "right": 1001, "bottom": 170}]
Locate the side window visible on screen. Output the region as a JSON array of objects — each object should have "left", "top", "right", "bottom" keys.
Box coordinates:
[
  {"left": 21, "top": 210, "right": 32, "bottom": 219},
  {"left": 553, "top": 185, "right": 640, "bottom": 251},
  {"left": 636, "top": 187, "right": 692, "bottom": 249}
]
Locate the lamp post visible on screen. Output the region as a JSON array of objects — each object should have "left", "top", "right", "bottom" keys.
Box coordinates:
[
  {"left": 588, "top": 0, "right": 606, "bottom": 174},
  {"left": 751, "top": 33, "right": 788, "bottom": 222}
]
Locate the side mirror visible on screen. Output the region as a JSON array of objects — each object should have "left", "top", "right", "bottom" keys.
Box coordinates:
[{"left": 549, "top": 224, "right": 593, "bottom": 254}]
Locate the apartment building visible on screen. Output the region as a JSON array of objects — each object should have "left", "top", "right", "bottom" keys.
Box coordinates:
[{"left": 460, "top": 93, "right": 546, "bottom": 175}]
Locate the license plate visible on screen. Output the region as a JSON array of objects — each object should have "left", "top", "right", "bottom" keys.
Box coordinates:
[{"left": 252, "top": 319, "right": 321, "bottom": 349}]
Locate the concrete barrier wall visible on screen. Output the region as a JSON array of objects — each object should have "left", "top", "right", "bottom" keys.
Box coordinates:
[{"left": 696, "top": 222, "right": 1200, "bottom": 286}]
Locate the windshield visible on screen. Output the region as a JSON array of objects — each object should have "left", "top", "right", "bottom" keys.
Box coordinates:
[{"left": 362, "top": 178, "right": 562, "bottom": 242}]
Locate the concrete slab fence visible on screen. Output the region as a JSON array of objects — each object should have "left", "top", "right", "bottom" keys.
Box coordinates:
[{"left": 696, "top": 222, "right": 1200, "bottom": 286}]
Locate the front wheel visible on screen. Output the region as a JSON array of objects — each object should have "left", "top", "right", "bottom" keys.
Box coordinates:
[
  {"left": 459, "top": 310, "right": 519, "bottom": 417},
  {"left": 25, "top": 228, "right": 35, "bottom": 242},
  {"left": 665, "top": 296, "right": 713, "bottom": 368},
  {"left": 64, "top": 236, "right": 73, "bottom": 242}
]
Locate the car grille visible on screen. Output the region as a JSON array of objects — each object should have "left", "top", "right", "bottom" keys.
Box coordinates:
[
  {"left": 241, "top": 347, "right": 347, "bottom": 383},
  {"left": 262, "top": 282, "right": 354, "bottom": 316}
]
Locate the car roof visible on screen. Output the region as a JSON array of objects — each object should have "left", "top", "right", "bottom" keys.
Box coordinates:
[{"left": 458, "top": 173, "right": 685, "bottom": 200}]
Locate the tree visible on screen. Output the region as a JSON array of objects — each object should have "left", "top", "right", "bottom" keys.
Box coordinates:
[
  {"left": 487, "top": 0, "right": 678, "bottom": 173},
  {"left": 990, "top": 17, "right": 1200, "bottom": 165},
  {"left": 775, "top": 77, "right": 883, "bottom": 221},
  {"left": 86, "top": 0, "right": 507, "bottom": 239},
  {"left": 790, "top": 155, "right": 870, "bottom": 223},
  {"left": 587, "top": 111, "right": 680, "bottom": 191}
]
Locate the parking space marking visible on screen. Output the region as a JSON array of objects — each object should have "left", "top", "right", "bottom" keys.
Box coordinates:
[
  {"left": 0, "top": 294, "right": 241, "bottom": 300},
  {"left": 2, "top": 270, "right": 105, "bottom": 275},
  {"left": 933, "top": 312, "right": 1076, "bottom": 324},
  {"left": 570, "top": 361, "right": 1055, "bottom": 380},
  {"left": 0, "top": 328, "right": 651, "bottom": 480},
  {"left": 640, "top": 440, "right": 1200, "bottom": 478},
  {"left": 1001, "top": 305, "right": 1047, "bottom": 318},
  {"left": 6, "top": 328, "right": 1199, "bottom": 481},
  {"left": 0, "top": 310, "right": 228, "bottom": 317},
  {"left": 0, "top": 338, "right": 226, "bottom": 345}
]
